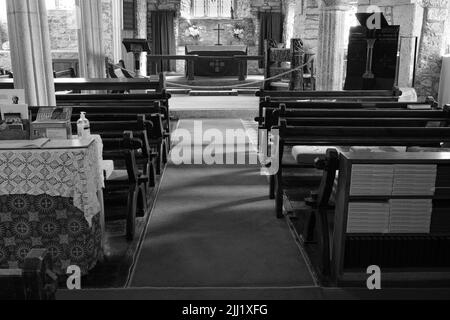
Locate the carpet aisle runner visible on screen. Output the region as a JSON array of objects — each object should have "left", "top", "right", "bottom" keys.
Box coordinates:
[{"left": 130, "top": 119, "right": 315, "bottom": 288}]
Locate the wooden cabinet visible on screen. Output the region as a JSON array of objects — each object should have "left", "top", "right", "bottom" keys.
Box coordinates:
[{"left": 332, "top": 152, "right": 450, "bottom": 286}]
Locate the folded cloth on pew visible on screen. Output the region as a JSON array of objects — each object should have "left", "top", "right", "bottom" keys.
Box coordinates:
[
  {"left": 292, "top": 146, "right": 348, "bottom": 165},
  {"left": 407, "top": 147, "right": 450, "bottom": 152},
  {"left": 349, "top": 146, "right": 407, "bottom": 153},
  {"left": 101, "top": 160, "right": 114, "bottom": 179},
  {"left": 0, "top": 140, "right": 103, "bottom": 226},
  {"left": 291, "top": 146, "right": 406, "bottom": 165}
]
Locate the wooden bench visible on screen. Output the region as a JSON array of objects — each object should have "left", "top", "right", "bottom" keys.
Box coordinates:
[
  {"left": 0, "top": 75, "right": 167, "bottom": 94},
  {"left": 304, "top": 150, "right": 450, "bottom": 287},
  {"left": 32, "top": 104, "right": 169, "bottom": 175},
  {"left": 0, "top": 249, "right": 57, "bottom": 300},
  {"left": 101, "top": 131, "right": 149, "bottom": 241},
  {"left": 66, "top": 104, "right": 169, "bottom": 174},
  {"left": 257, "top": 99, "right": 442, "bottom": 166},
  {"left": 56, "top": 93, "right": 171, "bottom": 136},
  {"left": 256, "top": 88, "right": 402, "bottom": 103},
  {"left": 257, "top": 98, "right": 438, "bottom": 138}
]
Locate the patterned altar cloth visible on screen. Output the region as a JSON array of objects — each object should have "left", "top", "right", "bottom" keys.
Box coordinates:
[
  {"left": 0, "top": 141, "right": 102, "bottom": 225},
  {"left": 0, "top": 139, "right": 104, "bottom": 275}
]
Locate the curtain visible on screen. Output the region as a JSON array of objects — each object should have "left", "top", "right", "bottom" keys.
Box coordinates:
[
  {"left": 259, "top": 11, "right": 283, "bottom": 68},
  {"left": 150, "top": 10, "right": 176, "bottom": 74}
]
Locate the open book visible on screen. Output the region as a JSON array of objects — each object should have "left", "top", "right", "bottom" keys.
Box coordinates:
[{"left": 0, "top": 138, "right": 50, "bottom": 149}]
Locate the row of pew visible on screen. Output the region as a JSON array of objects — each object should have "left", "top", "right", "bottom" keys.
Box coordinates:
[
  {"left": 29, "top": 82, "right": 172, "bottom": 241},
  {"left": 256, "top": 88, "right": 450, "bottom": 286}
]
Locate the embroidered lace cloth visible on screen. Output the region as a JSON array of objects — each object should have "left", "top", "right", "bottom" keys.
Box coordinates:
[{"left": 0, "top": 141, "right": 102, "bottom": 226}]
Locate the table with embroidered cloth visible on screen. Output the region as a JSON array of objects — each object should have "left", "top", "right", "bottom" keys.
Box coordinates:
[{"left": 0, "top": 137, "right": 105, "bottom": 275}]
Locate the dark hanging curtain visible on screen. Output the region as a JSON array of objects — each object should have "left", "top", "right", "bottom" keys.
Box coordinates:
[
  {"left": 150, "top": 10, "right": 176, "bottom": 74},
  {"left": 259, "top": 11, "right": 283, "bottom": 68}
]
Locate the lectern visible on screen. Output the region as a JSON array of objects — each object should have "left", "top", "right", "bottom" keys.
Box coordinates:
[
  {"left": 344, "top": 13, "right": 400, "bottom": 90},
  {"left": 122, "top": 39, "right": 151, "bottom": 75}
]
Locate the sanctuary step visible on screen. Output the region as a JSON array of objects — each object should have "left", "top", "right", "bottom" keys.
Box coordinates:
[
  {"left": 189, "top": 89, "right": 238, "bottom": 96},
  {"left": 169, "top": 95, "right": 258, "bottom": 120}
]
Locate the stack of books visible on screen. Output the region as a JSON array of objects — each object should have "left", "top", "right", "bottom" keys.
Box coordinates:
[
  {"left": 347, "top": 202, "right": 390, "bottom": 233},
  {"left": 392, "top": 165, "right": 437, "bottom": 196},
  {"left": 389, "top": 199, "right": 433, "bottom": 233},
  {"left": 350, "top": 165, "right": 394, "bottom": 196}
]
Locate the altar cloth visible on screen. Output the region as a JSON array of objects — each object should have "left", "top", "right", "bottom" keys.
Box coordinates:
[{"left": 0, "top": 138, "right": 103, "bottom": 226}]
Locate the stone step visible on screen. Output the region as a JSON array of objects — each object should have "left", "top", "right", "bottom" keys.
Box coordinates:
[
  {"left": 189, "top": 90, "right": 238, "bottom": 96},
  {"left": 237, "top": 88, "right": 260, "bottom": 95}
]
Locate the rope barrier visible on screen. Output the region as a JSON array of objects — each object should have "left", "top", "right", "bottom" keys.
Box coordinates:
[{"left": 112, "top": 55, "right": 314, "bottom": 90}]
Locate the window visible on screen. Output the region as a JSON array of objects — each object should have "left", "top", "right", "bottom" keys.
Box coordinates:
[{"left": 192, "top": 0, "right": 234, "bottom": 18}]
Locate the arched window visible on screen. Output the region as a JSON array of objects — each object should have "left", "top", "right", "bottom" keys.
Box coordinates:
[{"left": 192, "top": 0, "right": 234, "bottom": 18}]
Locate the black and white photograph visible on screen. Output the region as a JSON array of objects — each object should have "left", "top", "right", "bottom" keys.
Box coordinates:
[{"left": 0, "top": 0, "right": 450, "bottom": 306}]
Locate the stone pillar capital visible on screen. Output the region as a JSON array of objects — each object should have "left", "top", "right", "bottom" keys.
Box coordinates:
[{"left": 320, "top": 0, "right": 353, "bottom": 11}]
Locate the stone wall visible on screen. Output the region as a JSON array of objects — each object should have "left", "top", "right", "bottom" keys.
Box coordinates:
[
  {"left": 415, "top": 0, "right": 450, "bottom": 99},
  {"left": 147, "top": 0, "right": 283, "bottom": 75},
  {"left": 292, "top": 0, "right": 320, "bottom": 53}
]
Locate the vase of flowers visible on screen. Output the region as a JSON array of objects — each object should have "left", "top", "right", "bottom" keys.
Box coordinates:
[
  {"left": 186, "top": 25, "right": 201, "bottom": 44},
  {"left": 233, "top": 23, "right": 245, "bottom": 43}
]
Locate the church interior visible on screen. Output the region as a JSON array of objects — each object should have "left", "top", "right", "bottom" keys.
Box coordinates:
[{"left": 1, "top": 0, "right": 450, "bottom": 301}]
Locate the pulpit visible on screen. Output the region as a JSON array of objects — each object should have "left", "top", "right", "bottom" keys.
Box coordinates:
[{"left": 185, "top": 45, "right": 248, "bottom": 78}]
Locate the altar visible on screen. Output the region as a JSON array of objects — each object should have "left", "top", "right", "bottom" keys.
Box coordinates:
[
  {"left": 185, "top": 45, "right": 248, "bottom": 77},
  {"left": 0, "top": 137, "right": 105, "bottom": 276}
]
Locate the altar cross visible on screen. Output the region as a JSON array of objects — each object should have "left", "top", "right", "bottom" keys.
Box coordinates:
[{"left": 214, "top": 24, "right": 224, "bottom": 46}]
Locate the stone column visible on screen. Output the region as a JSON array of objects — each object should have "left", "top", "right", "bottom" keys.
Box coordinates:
[
  {"left": 76, "top": 0, "right": 106, "bottom": 78},
  {"left": 415, "top": 0, "right": 450, "bottom": 98},
  {"left": 111, "top": 0, "right": 123, "bottom": 64},
  {"left": 6, "top": 0, "right": 56, "bottom": 106},
  {"left": 316, "top": 0, "right": 352, "bottom": 91},
  {"left": 135, "top": 0, "right": 147, "bottom": 77}
]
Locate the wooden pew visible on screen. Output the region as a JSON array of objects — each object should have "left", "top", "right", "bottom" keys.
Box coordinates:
[
  {"left": 101, "top": 131, "right": 149, "bottom": 241},
  {"left": 71, "top": 105, "right": 168, "bottom": 174},
  {"left": 256, "top": 88, "right": 402, "bottom": 101},
  {"left": 56, "top": 93, "right": 171, "bottom": 137},
  {"left": 0, "top": 75, "right": 167, "bottom": 93},
  {"left": 29, "top": 104, "right": 169, "bottom": 175},
  {"left": 304, "top": 150, "right": 450, "bottom": 286},
  {"left": 269, "top": 111, "right": 450, "bottom": 218},
  {"left": 257, "top": 99, "right": 442, "bottom": 165},
  {"left": 0, "top": 249, "right": 57, "bottom": 300},
  {"left": 257, "top": 98, "right": 438, "bottom": 136}
]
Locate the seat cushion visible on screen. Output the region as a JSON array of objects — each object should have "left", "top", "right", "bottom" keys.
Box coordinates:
[
  {"left": 291, "top": 146, "right": 406, "bottom": 165},
  {"left": 291, "top": 146, "right": 348, "bottom": 165},
  {"left": 107, "top": 169, "right": 145, "bottom": 182},
  {"left": 107, "top": 170, "right": 129, "bottom": 182},
  {"left": 101, "top": 160, "right": 114, "bottom": 179},
  {"left": 349, "top": 146, "right": 407, "bottom": 153},
  {"left": 407, "top": 147, "right": 450, "bottom": 152}
]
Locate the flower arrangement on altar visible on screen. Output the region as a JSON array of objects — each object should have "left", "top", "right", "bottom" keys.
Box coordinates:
[
  {"left": 186, "top": 25, "right": 201, "bottom": 41},
  {"left": 233, "top": 24, "right": 245, "bottom": 41}
]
